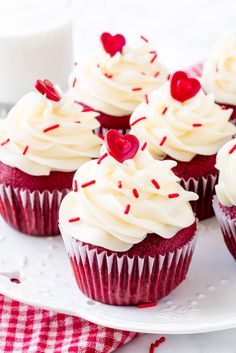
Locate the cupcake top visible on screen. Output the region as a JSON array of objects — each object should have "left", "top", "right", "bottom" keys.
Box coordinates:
[
  {"left": 202, "top": 33, "right": 236, "bottom": 106},
  {"left": 0, "top": 80, "right": 102, "bottom": 176},
  {"left": 70, "top": 32, "right": 168, "bottom": 116},
  {"left": 59, "top": 130, "right": 197, "bottom": 252},
  {"left": 130, "top": 71, "right": 236, "bottom": 162},
  {"left": 215, "top": 138, "right": 236, "bottom": 207}
]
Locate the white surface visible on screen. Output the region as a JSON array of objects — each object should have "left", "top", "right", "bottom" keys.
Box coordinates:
[
  {"left": 116, "top": 329, "right": 236, "bottom": 353},
  {"left": 0, "top": 216, "right": 236, "bottom": 335},
  {"left": 0, "top": 0, "right": 73, "bottom": 104}
]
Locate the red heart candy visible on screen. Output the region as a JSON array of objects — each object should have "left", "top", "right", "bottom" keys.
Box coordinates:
[
  {"left": 35, "top": 79, "right": 61, "bottom": 102},
  {"left": 170, "top": 71, "right": 201, "bottom": 102},
  {"left": 105, "top": 130, "right": 139, "bottom": 163},
  {"left": 100, "top": 32, "right": 126, "bottom": 57}
]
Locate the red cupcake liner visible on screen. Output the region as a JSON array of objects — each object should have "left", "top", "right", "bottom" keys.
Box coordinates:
[
  {"left": 213, "top": 196, "right": 236, "bottom": 261},
  {"left": 61, "top": 230, "right": 197, "bottom": 306},
  {"left": 0, "top": 184, "right": 70, "bottom": 236},
  {"left": 180, "top": 173, "right": 218, "bottom": 221}
]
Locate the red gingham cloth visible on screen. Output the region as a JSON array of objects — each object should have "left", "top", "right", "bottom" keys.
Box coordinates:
[{"left": 0, "top": 294, "right": 139, "bottom": 353}]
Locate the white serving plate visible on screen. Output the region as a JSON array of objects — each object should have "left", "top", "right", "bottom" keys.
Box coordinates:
[{"left": 0, "top": 216, "right": 235, "bottom": 334}]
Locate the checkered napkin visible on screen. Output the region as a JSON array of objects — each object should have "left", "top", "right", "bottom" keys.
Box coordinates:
[{"left": 0, "top": 294, "right": 139, "bottom": 353}]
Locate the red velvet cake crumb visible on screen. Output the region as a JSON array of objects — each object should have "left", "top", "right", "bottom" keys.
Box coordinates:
[
  {"left": 0, "top": 161, "right": 74, "bottom": 192},
  {"left": 82, "top": 222, "right": 196, "bottom": 258},
  {"left": 167, "top": 154, "right": 217, "bottom": 181}
]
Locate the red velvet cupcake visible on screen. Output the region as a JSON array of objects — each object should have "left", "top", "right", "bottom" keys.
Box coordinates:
[
  {"left": 70, "top": 33, "right": 168, "bottom": 136},
  {"left": 130, "top": 71, "right": 236, "bottom": 220},
  {"left": 202, "top": 34, "right": 236, "bottom": 124},
  {"left": 213, "top": 138, "right": 236, "bottom": 260},
  {"left": 0, "top": 80, "right": 102, "bottom": 236},
  {"left": 59, "top": 130, "right": 198, "bottom": 305}
]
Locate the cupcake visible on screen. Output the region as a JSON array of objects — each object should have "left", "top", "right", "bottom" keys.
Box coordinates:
[
  {"left": 59, "top": 130, "right": 198, "bottom": 306},
  {"left": 130, "top": 71, "right": 236, "bottom": 220},
  {"left": 70, "top": 32, "right": 168, "bottom": 136},
  {"left": 0, "top": 79, "right": 102, "bottom": 236},
  {"left": 213, "top": 138, "right": 236, "bottom": 260},
  {"left": 202, "top": 33, "right": 236, "bottom": 123}
]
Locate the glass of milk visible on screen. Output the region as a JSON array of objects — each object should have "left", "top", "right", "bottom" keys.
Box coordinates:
[{"left": 0, "top": 0, "right": 73, "bottom": 109}]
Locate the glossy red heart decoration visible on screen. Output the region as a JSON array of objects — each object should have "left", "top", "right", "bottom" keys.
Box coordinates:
[
  {"left": 105, "top": 130, "right": 139, "bottom": 163},
  {"left": 100, "top": 32, "right": 126, "bottom": 57},
  {"left": 170, "top": 71, "right": 201, "bottom": 102},
  {"left": 35, "top": 79, "right": 61, "bottom": 102}
]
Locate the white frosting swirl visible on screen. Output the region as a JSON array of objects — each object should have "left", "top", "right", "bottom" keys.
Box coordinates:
[
  {"left": 130, "top": 82, "right": 236, "bottom": 162},
  {"left": 70, "top": 38, "right": 168, "bottom": 116},
  {"left": 59, "top": 147, "right": 197, "bottom": 252},
  {"left": 0, "top": 90, "right": 102, "bottom": 176},
  {"left": 215, "top": 138, "right": 236, "bottom": 206},
  {"left": 202, "top": 33, "right": 236, "bottom": 105}
]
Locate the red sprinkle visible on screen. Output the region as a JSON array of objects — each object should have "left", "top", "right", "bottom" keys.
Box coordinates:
[
  {"left": 168, "top": 193, "right": 179, "bottom": 199},
  {"left": 74, "top": 121, "right": 81, "bottom": 124},
  {"left": 22, "top": 145, "right": 29, "bottom": 155},
  {"left": 229, "top": 144, "right": 236, "bottom": 154},
  {"left": 104, "top": 73, "right": 113, "bottom": 79},
  {"left": 132, "top": 87, "right": 142, "bottom": 91},
  {"left": 149, "top": 50, "right": 156, "bottom": 54},
  {"left": 130, "top": 117, "right": 146, "bottom": 126},
  {"left": 154, "top": 71, "right": 160, "bottom": 78},
  {"left": 82, "top": 107, "right": 95, "bottom": 112},
  {"left": 81, "top": 180, "right": 96, "bottom": 188},
  {"left": 140, "top": 35, "right": 149, "bottom": 43},
  {"left": 97, "top": 63, "right": 100, "bottom": 68},
  {"left": 97, "top": 153, "right": 108, "bottom": 164},
  {"left": 72, "top": 78, "right": 77, "bottom": 88},
  {"left": 162, "top": 107, "right": 168, "bottom": 115},
  {"left": 1, "top": 138, "right": 10, "bottom": 146},
  {"left": 145, "top": 94, "right": 149, "bottom": 104},
  {"left": 221, "top": 105, "right": 226, "bottom": 110},
  {"left": 141, "top": 142, "right": 147, "bottom": 151},
  {"left": 150, "top": 53, "right": 157, "bottom": 64},
  {"left": 74, "top": 180, "right": 78, "bottom": 192},
  {"left": 43, "top": 124, "right": 60, "bottom": 133},
  {"left": 124, "top": 204, "right": 131, "bottom": 215},
  {"left": 141, "top": 72, "right": 146, "bottom": 75},
  {"left": 159, "top": 136, "right": 167, "bottom": 146},
  {"left": 167, "top": 74, "right": 171, "bottom": 80},
  {"left": 118, "top": 181, "right": 122, "bottom": 188},
  {"left": 151, "top": 179, "right": 160, "bottom": 189},
  {"left": 149, "top": 337, "right": 166, "bottom": 353},
  {"left": 98, "top": 133, "right": 104, "bottom": 140},
  {"left": 132, "top": 188, "right": 139, "bottom": 198},
  {"left": 138, "top": 302, "right": 157, "bottom": 309},
  {"left": 69, "top": 217, "right": 80, "bottom": 223},
  {"left": 192, "top": 123, "right": 202, "bottom": 127}
]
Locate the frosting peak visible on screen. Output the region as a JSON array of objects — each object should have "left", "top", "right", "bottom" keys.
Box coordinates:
[
  {"left": 70, "top": 35, "right": 168, "bottom": 116},
  {"left": 0, "top": 89, "right": 102, "bottom": 176},
  {"left": 130, "top": 81, "right": 236, "bottom": 162},
  {"left": 59, "top": 141, "right": 197, "bottom": 252},
  {"left": 202, "top": 33, "right": 236, "bottom": 105}
]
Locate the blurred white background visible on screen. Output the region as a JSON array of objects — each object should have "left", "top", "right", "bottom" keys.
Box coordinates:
[{"left": 72, "top": 0, "right": 236, "bottom": 70}]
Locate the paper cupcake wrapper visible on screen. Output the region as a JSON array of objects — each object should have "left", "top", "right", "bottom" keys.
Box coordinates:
[
  {"left": 94, "top": 126, "right": 130, "bottom": 137},
  {"left": 213, "top": 196, "right": 236, "bottom": 261},
  {"left": 180, "top": 173, "right": 218, "bottom": 221},
  {"left": 61, "top": 229, "right": 197, "bottom": 306},
  {"left": 0, "top": 184, "right": 70, "bottom": 236}
]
